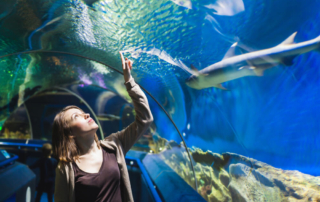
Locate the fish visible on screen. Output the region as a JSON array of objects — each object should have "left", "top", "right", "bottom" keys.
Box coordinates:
[
  {"left": 186, "top": 32, "right": 320, "bottom": 90},
  {"left": 96, "top": 114, "right": 120, "bottom": 121}
]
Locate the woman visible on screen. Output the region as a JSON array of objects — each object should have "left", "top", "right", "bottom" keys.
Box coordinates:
[{"left": 52, "top": 52, "right": 153, "bottom": 202}]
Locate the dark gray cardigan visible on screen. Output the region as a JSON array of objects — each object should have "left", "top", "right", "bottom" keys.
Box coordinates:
[{"left": 54, "top": 78, "right": 153, "bottom": 202}]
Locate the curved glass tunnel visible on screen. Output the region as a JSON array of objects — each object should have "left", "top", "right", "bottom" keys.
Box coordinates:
[{"left": 1, "top": 0, "right": 320, "bottom": 201}]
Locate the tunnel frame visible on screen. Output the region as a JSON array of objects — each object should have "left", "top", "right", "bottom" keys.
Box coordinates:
[{"left": 0, "top": 49, "right": 198, "bottom": 190}]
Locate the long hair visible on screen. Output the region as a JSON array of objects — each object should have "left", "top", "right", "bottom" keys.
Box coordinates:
[{"left": 52, "top": 105, "right": 100, "bottom": 164}]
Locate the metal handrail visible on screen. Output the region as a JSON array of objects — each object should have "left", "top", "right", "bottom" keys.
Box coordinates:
[
  {"left": 126, "top": 156, "right": 162, "bottom": 202},
  {"left": 0, "top": 153, "right": 19, "bottom": 168}
]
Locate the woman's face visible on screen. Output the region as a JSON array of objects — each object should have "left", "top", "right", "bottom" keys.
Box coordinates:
[{"left": 65, "top": 108, "right": 99, "bottom": 138}]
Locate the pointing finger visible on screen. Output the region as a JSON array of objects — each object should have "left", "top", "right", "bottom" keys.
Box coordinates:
[
  {"left": 119, "top": 51, "right": 126, "bottom": 70},
  {"left": 128, "top": 60, "right": 132, "bottom": 70}
]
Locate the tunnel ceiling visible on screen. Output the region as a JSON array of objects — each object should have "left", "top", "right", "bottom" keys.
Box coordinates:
[{"left": 1, "top": 0, "right": 320, "bottom": 176}]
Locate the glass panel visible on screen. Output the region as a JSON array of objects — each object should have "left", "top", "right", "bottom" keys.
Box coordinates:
[
  {"left": 139, "top": 93, "right": 197, "bottom": 190},
  {"left": 24, "top": 88, "right": 104, "bottom": 140},
  {"left": 64, "top": 83, "right": 132, "bottom": 139},
  {"left": 0, "top": 53, "right": 113, "bottom": 126},
  {"left": 0, "top": 54, "right": 34, "bottom": 127},
  {"left": 1, "top": 0, "right": 320, "bottom": 201},
  {"left": 0, "top": 51, "right": 197, "bottom": 190}
]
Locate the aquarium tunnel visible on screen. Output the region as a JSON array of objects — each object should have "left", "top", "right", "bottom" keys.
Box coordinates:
[{"left": 0, "top": 0, "right": 320, "bottom": 201}]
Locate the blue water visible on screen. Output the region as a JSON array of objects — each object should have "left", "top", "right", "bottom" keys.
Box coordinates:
[
  {"left": 137, "top": 0, "right": 320, "bottom": 176},
  {"left": 0, "top": 0, "right": 320, "bottom": 177}
]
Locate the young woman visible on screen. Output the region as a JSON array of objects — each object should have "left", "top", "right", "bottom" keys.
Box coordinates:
[{"left": 52, "top": 52, "right": 153, "bottom": 202}]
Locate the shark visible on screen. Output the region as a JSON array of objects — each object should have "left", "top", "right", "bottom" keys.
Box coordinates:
[{"left": 185, "top": 32, "right": 320, "bottom": 90}]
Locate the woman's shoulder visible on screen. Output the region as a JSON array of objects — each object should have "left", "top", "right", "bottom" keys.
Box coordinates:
[
  {"left": 100, "top": 133, "right": 122, "bottom": 150},
  {"left": 56, "top": 161, "right": 65, "bottom": 171},
  {"left": 56, "top": 161, "right": 73, "bottom": 174},
  {"left": 100, "top": 132, "right": 119, "bottom": 144}
]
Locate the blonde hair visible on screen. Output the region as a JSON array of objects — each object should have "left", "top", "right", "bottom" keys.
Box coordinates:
[
  {"left": 52, "top": 105, "right": 100, "bottom": 164},
  {"left": 42, "top": 143, "right": 53, "bottom": 157}
]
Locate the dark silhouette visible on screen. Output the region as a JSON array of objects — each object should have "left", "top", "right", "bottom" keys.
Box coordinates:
[{"left": 30, "top": 143, "right": 58, "bottom": 202}]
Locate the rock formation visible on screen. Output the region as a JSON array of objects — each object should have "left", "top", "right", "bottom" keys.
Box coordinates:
[{"left": 159, "top": 145, "right": 320, "bottom": 202}]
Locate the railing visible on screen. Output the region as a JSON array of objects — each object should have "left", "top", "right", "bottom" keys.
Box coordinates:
[
  {"left": 0, "top": 153, "right": 18, "bottom": 168},
  {"left": 0, "top": 140, "right": 162, "bottom": 202},
  {"left": 126, "top": 156, "right": 162, "bottom": 202}
]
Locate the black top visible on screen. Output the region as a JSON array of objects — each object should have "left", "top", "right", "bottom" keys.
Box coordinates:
[
  {"left": 30, "top": 157, "right": 58, "bottom": 192},
  {"left": 73, "top": 148, "right": 122, "bottom": 202}
]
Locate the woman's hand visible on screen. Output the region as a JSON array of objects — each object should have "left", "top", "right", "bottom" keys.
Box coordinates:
[{"left": 119, "top": 51, "right": 133, "bottom": 83}]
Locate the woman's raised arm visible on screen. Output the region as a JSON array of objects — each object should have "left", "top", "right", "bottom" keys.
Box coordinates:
[{"left": 105, "top": 52, "right": 153, "bottom": 155}]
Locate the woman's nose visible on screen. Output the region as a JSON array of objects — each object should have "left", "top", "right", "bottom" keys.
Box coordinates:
[{"left": 84, "top": 113, "right": 90, "bottom": 119}]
